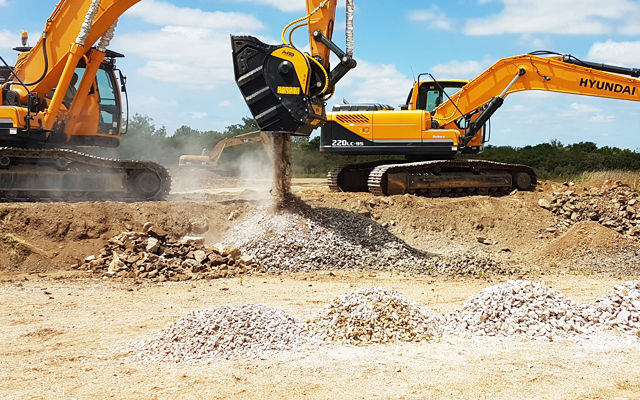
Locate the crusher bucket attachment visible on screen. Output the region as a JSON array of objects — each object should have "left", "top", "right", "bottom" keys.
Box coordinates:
[{"left": 230, "top": 35, "right": 327, "bottom": 136}]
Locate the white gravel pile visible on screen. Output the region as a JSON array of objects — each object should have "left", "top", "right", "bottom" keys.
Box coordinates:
[
  {"left": 226, "top": 207, "right": 503, "bottom": 276},
  {"left": 131, "top": 304, "right": 315, "bottom": 362},
  {"left": 584, "top": 281, "right": 640, "bottom": 333},
  {"left": 446, "top": 280, "right": 640, "bottom": 340},
  {"left": 311, "top": 287, "right": 441, "bottom": 344},
  {"left": 445, "top": 280, "right": 592, "bottom": 340}
]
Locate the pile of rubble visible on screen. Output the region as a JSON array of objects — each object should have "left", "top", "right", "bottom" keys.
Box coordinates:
[
  {"left": 432, "top": 255, "right": 516, "bottom": 277},
  {"left": 131, "top": 305, "right": 315, "bottom": 362},
  {"left": 445, "top": 280, "right": 640, "bottom": 340},
  {"left": 584, "top": 281, "right": 640, "bottom": 334},
  {"left": 80, "top": 223, "right": 261, "bottom": 281},
  {"left": 311, "top": 288, "right": 441, "bottom": 344},
  {"left": 445, "top": 280, "right": 590, "bottom": 340},
  {"left": 227, "top": 207, "right": 504, "bottom": 277},
  {"left": 539, "top": 181, "right": 640, "bottom": 237},
  {"left": 125, "top": 282, "right": 640, "bottom": 363}
]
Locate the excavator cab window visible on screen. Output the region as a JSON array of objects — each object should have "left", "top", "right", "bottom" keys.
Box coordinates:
[
  {"left": 95, "top": 66, "right": 121, "bottom": 135},
  {"left": 415, "top": 82, "right": 466, "bottom": 112}
]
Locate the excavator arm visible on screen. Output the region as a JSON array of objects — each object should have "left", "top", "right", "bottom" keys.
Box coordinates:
[
  {"left": 231, "top": 0, "right": 356, "bottom": 136},
  {"left": 178, "top": 132, "right": 273, "bottom": 167},
  {"left": 431, "top": 53, "right": 640, "bottom": 148}
]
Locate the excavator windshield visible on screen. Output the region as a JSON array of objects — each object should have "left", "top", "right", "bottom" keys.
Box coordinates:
[
  {"left": 414, "top": 81, "right": 466, "bottom": 112},
  {"left": 95, "top": 66, "right": 121, "bottom": 135}
]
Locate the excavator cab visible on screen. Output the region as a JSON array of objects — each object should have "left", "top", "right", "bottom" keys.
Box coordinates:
[{"left": 63, "top": 50, "right": 126, "bottom": 147}]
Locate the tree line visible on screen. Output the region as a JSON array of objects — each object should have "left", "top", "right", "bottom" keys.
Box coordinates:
[{"left": 113, "top": 115, "right": 640, "bottom": 179}]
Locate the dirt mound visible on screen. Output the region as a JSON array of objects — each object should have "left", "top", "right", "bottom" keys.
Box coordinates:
[
  {"left": 0, "top": 201, "right": 250, "bottom": 276},
  {"left": 534, "top": 221, "right": 640, "bottom": 274},
  {"left": 299, "top": 189, "right": 556, "bottom": 261}
]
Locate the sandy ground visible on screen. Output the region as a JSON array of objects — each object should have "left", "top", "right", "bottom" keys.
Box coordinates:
[
  {"left": 2, "top": 273, "right": 639, "bottom": 400},
  {"left": 1, "top": 171, "right": 640, "bottom": 399}
]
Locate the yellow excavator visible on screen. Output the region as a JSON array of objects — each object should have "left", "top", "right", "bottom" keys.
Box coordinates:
[
  {"left": 178, "top": 131, "right": 273, "bottom": 168},
  {"left": 0, "top": 0, "right": 169, "bottom": 201},
  {"left": 231, "top": 2, "right": 640, "bottom": 197}
]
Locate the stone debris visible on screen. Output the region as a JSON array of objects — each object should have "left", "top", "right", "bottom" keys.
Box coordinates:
[
  {"left": 445, "top": 280, "right": 640, "bottom": 340},
  {"left": 125, "top": 282, "right": 640, "bottom": 363},
  {"left": 445, "top": 280, "right": 589, "bottom": 340},
  {"left": 131, "top": 305, "right": 315, "bottom": 362},
  {"left": 226, "top": 206, "right": 504, "bottom": 277},
  {"left": 541, "top": 181, "right": 640, "bottom": 237},
  {"left": 584, "top": 281, "right": 640, "bottom": 334},
  {"left": 80, "top": 223, "right": 262, "bottom": 281},
  {"left": 311, "top": 287, "right": 441, "bottom": 344}
]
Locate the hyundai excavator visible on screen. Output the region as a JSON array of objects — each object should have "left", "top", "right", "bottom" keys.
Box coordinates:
[
  {"left": 231, "top": 2, "right": 640, "bottom": 198},
  {"left": 0, "top": 0, "right": 170, "bottom": 201}
]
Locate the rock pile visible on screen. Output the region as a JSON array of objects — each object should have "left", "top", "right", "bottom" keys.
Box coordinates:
[
  {"left": 131, "top": 305, "right": 314, "bottom": 362},
  {"left": 432, "top": 255, "right": 516, "bottom": 277},
  {"left": 445, "top": 280, "right": 640, "bottom": 340},
  {"left": 539, "top": 181, "right": 640, "bottom": 237},
  {"left": 311, "top": 287, "right": 441, "bottom": 344},
  {"left": 445, "top": 280, "right": 589, "bottom": 340},
  {"left": 80, "top": 223, "right": 261, "bottom": 281},
  {"left": 584, "top": 281, "right": 640, "bottom": 333},
  {"left": 226, "top": 206, "right": 504, "bottom": 277}
]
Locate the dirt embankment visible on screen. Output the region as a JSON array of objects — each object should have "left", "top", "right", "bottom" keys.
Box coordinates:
[
  {"left": 0, "top": 201, "right": 253, "bottom": 276},
  {"left": 2, "top": 178, "right": 640, "bottom": 279}
]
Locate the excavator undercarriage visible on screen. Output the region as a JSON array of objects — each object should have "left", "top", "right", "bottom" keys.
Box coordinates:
[
  {"left": 328, "top": 159, "right": 536, "bottom": 197},
  {"left": 0, "top": 147, "right": 170, "bottom": 202}
]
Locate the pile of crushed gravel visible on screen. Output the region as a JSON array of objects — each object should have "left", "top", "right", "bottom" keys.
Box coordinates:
[
  {"left": 445, "top": 280, "right": 589, "bottom": 340},
  {"left": 226, "top": 205, "right": 504, "bottom": 277},
  {"left": 125, "top": 282, "right": 640, "bottom": 363},
  {"left": 584, "top": 281, "right": 640, "bottom": 333},
  {"left": 131, "top": 304, "right": 314, "bottom": 362},
  {"left": 445, "top": 280, "right": 640, "bottom": 340},
  {"left": 311, "top": 287, "right": 441, "bottom": 344}
]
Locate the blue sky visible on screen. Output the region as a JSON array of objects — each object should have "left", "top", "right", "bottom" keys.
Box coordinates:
[{"left": 2, "top": 0, "right": 640, "bottom": 149}]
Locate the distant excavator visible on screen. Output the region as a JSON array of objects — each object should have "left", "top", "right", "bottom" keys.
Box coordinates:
[{"left": 178, "top": 131, "right": 273, "bottom": 168}]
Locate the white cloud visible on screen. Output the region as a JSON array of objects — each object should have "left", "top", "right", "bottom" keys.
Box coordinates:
[
  {"left": 408, "top": 6, "right": 454, "bottom": 31},
  {"left": 117, "top": 2, "right": 265, "bottom": 91},
  {"left": 0, "top": 0, "right": 7, "bottom": 7},
  {"left": 232, "top": 0, "right": 306, "bottom": 12},
  {"left": 465, "top": 0, "right": 640, "bottom": 35},
  {"left": 218, "top": 100, "right": 233, "bottom": 108},
  {"left": 335, "top": 60, "right": 412, "bottom": 106},
  {"left": 0, "top": 30, "right": 15, "bottom": 51},
  {"left": 127, "top": 0, "right": 264, "bottom": 30},
  {"left": 431, "top": 58, "right": 493, "bottom": 80},
  {"left": 189, "top": 112, "right": 208, "bottom": 119},
  {"left": 557, "top": 102, "right": 616, "bottom": 123},
  {"left": 231, "top": 0, "right": 346, "bottom": 13},
  {"left": 587, "top": 40, "right": 640, "bottom": 67}
]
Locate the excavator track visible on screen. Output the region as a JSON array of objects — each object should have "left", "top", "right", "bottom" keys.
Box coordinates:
[
  {"left": 328, "top": 160, "right": 399, "bottom": 192},
  {"left": 0, "top": 147, "right": 171, "bottom": 202},
  {"left": 367, "top": 160, "right": 536, "bottom": 197}
]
